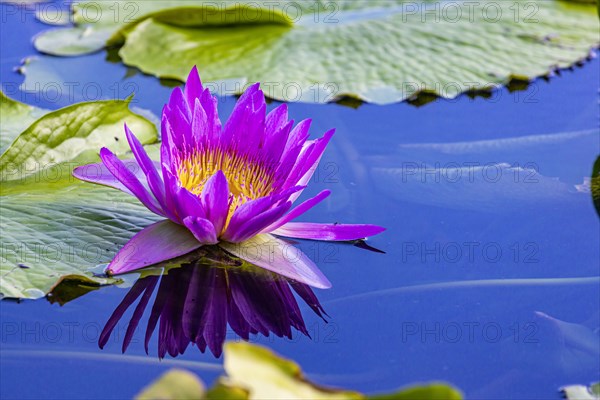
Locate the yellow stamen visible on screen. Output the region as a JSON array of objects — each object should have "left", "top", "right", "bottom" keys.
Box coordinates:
[{"left": 176, "top": 147, "right": 276, "bottom": 225}]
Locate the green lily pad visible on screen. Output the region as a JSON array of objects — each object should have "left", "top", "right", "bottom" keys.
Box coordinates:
[
  {"left": 0, "top": 180, "right": 160, "bottom": 300},
  {"left": 0, "top": 96, "right": 157, "bottom": 181},
  {"left": 33, "top": 0, "right": 599, "bottom": 104},
  {"left": 0, "top": 91, "right": 48, "bottom": 153},
  {"left": 0, "top": 98, "right": 159, "bottom": 300}
]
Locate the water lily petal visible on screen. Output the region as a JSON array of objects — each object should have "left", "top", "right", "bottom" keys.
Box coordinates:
[
  {"left": 265, "top": 103, "right": 288, "bottom": 136},
  {"left": 271, "top": 222, "right": 386, "bottom": 241},
  {"left": 173, "top": 185, "right": 206, "bottom": 220},
  {"left": 201, "top": 170, "right": 229, "bottom": 235},
  {"left": 73, "top": 159, "right": 149, "bottom": 196},
  {"left": 220, "top": 234, "right": 332, "bottom": 289},
  {"left": 225, "top": 200, "right": 292, "bottom": 243},
  {"left": 183, "top": 216, "right": 218, "bottom": 244},
  {"left": 285, "top": 129, "right": 335, "bottom": 202},
  {"left": 222, "top": 83, "right": 264, "bottom": 153},
  {"left": 124, "top": 124, "right": 165, "bottom": 206},
  {"left": 184, "top": 65, "right": 203, "bottom": 111},
  {"left": 99, "top": 147, "right": 165, "bottom": 216},
  {"left": 275, "top": 119, "right": 312, "bottom": 180},
  {"left": 107, "top": 219, "right": 201, "bottom": 275},
  {"left": 224, "top": 186, "right": 303, "bottom": 240},
  {"left": 262, "top": 190, "right": 331, "bottom": 233}
]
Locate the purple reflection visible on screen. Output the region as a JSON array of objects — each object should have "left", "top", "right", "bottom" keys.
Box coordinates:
[{"left": 98, "top": 250, "right": 327, "bottom": 358}]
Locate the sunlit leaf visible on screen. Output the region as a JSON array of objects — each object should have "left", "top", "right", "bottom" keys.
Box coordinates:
[
  {"left": 0, "top": 99, "right": 160, "bottom": 299},
  {"left": 33, "top": 0, "right": 599, "bottom": 104},
  {"left": 0, "top": 97, "right": 157, "bottom": 181},
  {"left": 0, "top": 179, "right": 160, "bottom": 300},
  {"left": 0, "top": 90, "right": 47, "bottom": 153}
]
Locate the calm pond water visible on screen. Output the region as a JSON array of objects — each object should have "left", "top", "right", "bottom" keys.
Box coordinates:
[{"left": 1, "top": 2, "right": 599, "bottom": 399}]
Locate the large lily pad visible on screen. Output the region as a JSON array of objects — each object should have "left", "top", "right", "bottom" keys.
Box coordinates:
[
  {"left": 33, "top": 0, "right": 599, "bottom": 104},
  {"left": 0, "top": 91, "right": 48, "bottom": 153},
  {"left": 0, "top": 96, "right": 156, "bottom": 181},
  {"left": 0, "top": 98, "right": 159, "bottom": 300}
]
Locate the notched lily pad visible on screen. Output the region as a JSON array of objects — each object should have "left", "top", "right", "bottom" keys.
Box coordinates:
[
  {"left": 0, "top": 96, "right": 157, "bottom": 182},
  {"left": 0, "top": 98, "right": 159, "bottom": 300}
]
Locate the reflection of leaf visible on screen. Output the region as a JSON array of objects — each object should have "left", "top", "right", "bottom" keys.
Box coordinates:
[
  {"left": 561, "top": 382, "right": 600, "bottom": 400},
  {"left": 137, "top": 342, "right": 462, "bottom": 399},
  {"left": 136, "top": 369, "right": 205, "bottom": 400},
  {"left": 46, "top": 275, "right": 103, "bottom": 306},
  {"left": 0, "top": 90, "right": 47, "bottom": 153},
  {"left": 0, "top": 99, "right": 159, "bottom": 300},
  {"left": 0, "top": 97, "right": 157, "bottom": 181},
  {"left": 33, "top": 0, "right": 599, "bottom": 104}
]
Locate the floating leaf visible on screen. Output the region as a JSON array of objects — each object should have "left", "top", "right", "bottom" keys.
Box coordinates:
[
  {"left": 0, "top": 99, "right": 159, "bottom": 299},
  {"left": 0, "top": 91, "right": 47, "bottom": 153},
  {"left": 0, "top": 178, "right": 160, "bottom": 299},
  {"left": 0, "top": 97, "right": 157, "bottom": 181},
  {"left": 33, "top": 0, "right": 600, "bottom": 104},
  {"left": 135, "top": 369, "right": 206, "bottom": 400}
]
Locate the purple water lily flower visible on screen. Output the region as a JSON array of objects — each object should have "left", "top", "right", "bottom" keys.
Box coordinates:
[
  {"left": 73, "top": 66, "right": 384, "bottom": 288},
  {"left": 99, "top": 248, "right": 327, "bottom": 358}
]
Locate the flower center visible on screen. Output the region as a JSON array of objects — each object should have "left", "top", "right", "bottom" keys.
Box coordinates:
[{"left": 176, "top": 147, "right": 276, "bottom": 212}]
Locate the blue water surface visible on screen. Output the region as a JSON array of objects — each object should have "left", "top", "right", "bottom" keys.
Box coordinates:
[{"left": 1, "top": 3, "right": 599, "bottom": 399}]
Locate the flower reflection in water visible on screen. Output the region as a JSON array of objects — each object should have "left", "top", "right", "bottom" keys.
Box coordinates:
[{"left": 98, "top": 246, "right": 326, "bottom": 358}]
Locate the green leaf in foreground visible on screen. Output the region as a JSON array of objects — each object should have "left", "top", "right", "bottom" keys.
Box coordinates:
[
  {"left": 0, "top": 99, "right": 159, "bottom": 299},
  {"left": 0, "top": 91, "right": 48, "bottom": 153},
  {"left": 136, "top": 369, "right": 206, "bottom": 400},
  {"left": 33, "top": 0, "right": 599, "bottom": 104},
  {"left": 135, "top": 342, "right": 463, "bottom": 400},
  {"left": 0, "top": 97, "right": 157, "bottom": 181}
]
